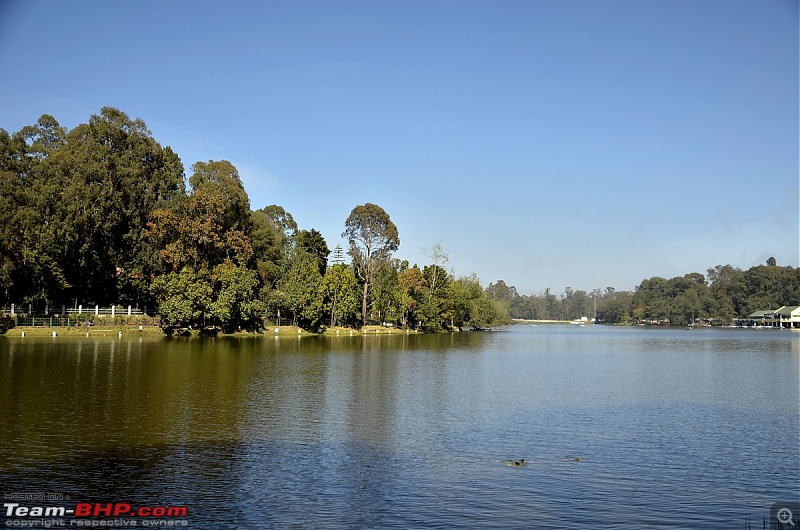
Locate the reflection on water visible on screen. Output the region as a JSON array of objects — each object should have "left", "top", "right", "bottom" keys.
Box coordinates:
[{"left": 1, "top": 326, "right": 798, "bottom": 528}]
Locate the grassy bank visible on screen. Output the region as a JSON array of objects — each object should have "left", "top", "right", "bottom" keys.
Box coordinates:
[
  {"left": 6, "top": 325, "right": 165, "bottom": 337},
  {"left": 3, "top": 324, "right": 423, "bottom": 338},
  {"left": 227, "top": 325, "right": 420, "bottom": 338}
]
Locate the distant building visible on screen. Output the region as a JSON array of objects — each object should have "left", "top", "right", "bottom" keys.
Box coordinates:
[
  {"left": 740, "top": 306, "right": 800, "bottom": 328},
  {"left": 774, "top": 306, "right": 800, "bottom": 329}
]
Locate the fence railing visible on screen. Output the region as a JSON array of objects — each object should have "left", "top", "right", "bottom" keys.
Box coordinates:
[
  {"left": 8, "top": 315, "right": 160, "bottom": 328},
  {"left": 11, "top": 316, "right": 84, "bottom": 328},
  {"left": 1, "top": 304, "right": 154, "bottom": 317}
]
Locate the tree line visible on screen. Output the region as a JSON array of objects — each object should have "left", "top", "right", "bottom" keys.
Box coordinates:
[
  {"left": 486, "top": 260, "right": 800, "bottom": 326},
  {"left": 0, "top": 108, "right": 509, "bottom": 332}
]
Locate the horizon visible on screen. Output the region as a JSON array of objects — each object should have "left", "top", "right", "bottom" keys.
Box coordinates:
[{"left": 1, "top": 1, "right": 797, "bottom": 296}]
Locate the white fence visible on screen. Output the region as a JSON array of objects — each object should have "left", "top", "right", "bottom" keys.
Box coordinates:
[{"left": 1, "top": 304, "right": 152, "bottom": 317}]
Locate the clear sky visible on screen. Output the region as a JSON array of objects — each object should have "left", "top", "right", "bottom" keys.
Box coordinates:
[{"left": 1, "top": 0, "right": 797, "bottom": 295}]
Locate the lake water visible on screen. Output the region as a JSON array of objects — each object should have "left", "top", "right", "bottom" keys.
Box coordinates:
[{"left": 1, "top": 325, "right": 798, "bottom": 529}]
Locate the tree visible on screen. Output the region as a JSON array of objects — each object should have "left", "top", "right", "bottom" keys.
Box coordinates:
[
  {"left": 563, "top": 287, "right": 591, "bottom": 320},
  {"left": 398, "top": 266, "right": 427, "bottom": 327},
  {"left": 330, "top": 244, "right": 346, "bottom": 265},
  {"left": 485, "top": 280, "right": 517, "bottom": 303},
  {"left": 189, "top": 160, "right": 251, "bottom": 234},
  {"left": 261, "top": 205, "right": 297, "bottom": 249},
  {"left": 422, "top": 243, "right": 449, "bottom": 298},
  {"left": 342, "top": 203, "right": 400, "bottom": 324},
  {"left": 296, "top": 228, "right": 330, "bottom": 276},
  {"left": 277, "top": 252, "right": 324, "bottom": 326},
  {"left": 148, "top": 187, "right": 252, "bottom": 272},
  {"left": 632, "top": 277, "right": 672, "bottom": 322},
  {"left": 150, "top": 267, "right": 212, "bottom": 329},
  {"left": 596, "top": 291, "right": 633, "bottom": 324},
  {"left": 446, "top": 274, "right": 483, "bottom": 329},
  {"left": 471, "top": 296, "right": 503, "bottom": 329},
  {"left": 148, "top": 166, "right": 259, "bottom": 332},
  {"left": 543, "top": 288, "right": 561, "bottom": 320},
  {"left": 485, "top": 280, "right": 516, "bottom": 321},
  {"left": 371, "top": 259, "right": 401, "bottom": 324},
  {"left": 249, "top": 208, "right": 288, "bottom": 287},
  {"left": 210, "top": 263, "right": 265, "bottom": 331},
  {"left": 416, "top": 263, "right": 453, "bottom": 330},
  {"left": 321, "top": 264, "right": 360, "bottom": 327}
]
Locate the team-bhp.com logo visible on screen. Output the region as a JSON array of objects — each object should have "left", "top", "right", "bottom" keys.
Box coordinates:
[{"left": 4, "top": 502, "right": 189, "bottom": 527}]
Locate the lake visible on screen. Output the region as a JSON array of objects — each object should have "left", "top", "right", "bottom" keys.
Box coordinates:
[{"left": 1, "top": 325, "right": 798, "bottom": 529}]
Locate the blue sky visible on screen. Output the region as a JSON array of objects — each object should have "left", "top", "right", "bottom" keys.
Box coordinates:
[{"left": 1, "top": 0, "right": 797, "bottom": 294}]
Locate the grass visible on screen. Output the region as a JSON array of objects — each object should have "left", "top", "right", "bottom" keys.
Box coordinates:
[
  {"left": 7, "top": 325, "right": 165, "bottom": 337},
  {"left": 4, "top": 322, "right": 424, "bottom": 339}
]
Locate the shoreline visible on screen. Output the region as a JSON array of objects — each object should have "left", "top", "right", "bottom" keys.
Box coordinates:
[{"left": 1, "top": 324, "right": 424, "bottom": 338}]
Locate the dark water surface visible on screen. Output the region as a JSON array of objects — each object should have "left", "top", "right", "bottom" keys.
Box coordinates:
[{"left": 1, "top": 326, "right": 798, "bottom": 528}]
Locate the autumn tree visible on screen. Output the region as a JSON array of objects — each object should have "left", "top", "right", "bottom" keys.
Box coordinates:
[{"left": 148, "top": 160, "right": 262, "bottom": 331}]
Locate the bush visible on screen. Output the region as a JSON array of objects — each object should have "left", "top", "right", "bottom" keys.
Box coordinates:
[{"left": 0, "top": 315, "right": 15, "bottom": 334}]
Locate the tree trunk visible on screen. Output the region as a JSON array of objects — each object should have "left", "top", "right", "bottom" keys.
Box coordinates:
[{"left": 361, "top": 282, "right": 369, "bottom": 324}]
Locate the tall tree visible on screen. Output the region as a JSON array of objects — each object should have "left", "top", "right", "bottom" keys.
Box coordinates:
[
  {"left": 249, "top": 206, "right": 298, "bottom": 288},
  {"left": 189, "top": 160, "right": 251, "bottom": 234},
  {"left": 422, "top": 243, "right": 449, "bottom": 299},
  {"left": 261, "top": 205, "right": 297, "bottom": 249},
  {"left": 148, "top": 174, "right": 257, "bottom": 331},
  {"left": 342, "top": 203, "right": 400, "bottom": 324},
  {"left": 296, "top": 228, "right": 330, "bottom": 276}
]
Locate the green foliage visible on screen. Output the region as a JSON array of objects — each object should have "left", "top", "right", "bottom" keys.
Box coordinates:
[
  {"left": 0, "top": 315, "right": 14, "bottom": 334},
  {"left": 150, "top": 267, "right": 212, "bottom": 329},
  {"left": 277, "top": 252, "right": 324, "bottom": 326},
  {"left": 189, "top": 160, "right": 251, "bottom": 234},
  {"left": 370, "top": 259, "right": 401, "bottom": 324},
  {"left": 296, "top": 228, "right": 330, "bottom": 276},
  {"left": 446, "top": 274, "right": 483, "bottom": 328},
  {"left": 397, "top": 266, "right": 427, "bottom": 327},
  {"left": 249, "top": 208, "right": 289, "bottom": 287},
  {"left": 210, "top": 264, "right": 265, "bottom": 330},
  {"left": 471, "top": 297, "right": 508, "bottom": 329},
  {"left": 595, "top": 291, "right": 633, "bottom": 324},
  {"left": 147, "top": 158, "right": 264, "bottom": 331},
  {"left": 321, "top": 264, "right": 360, "bottom": 327},
  {"left": 261, "top": 205, "right": 297, "bottom": 247}
]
